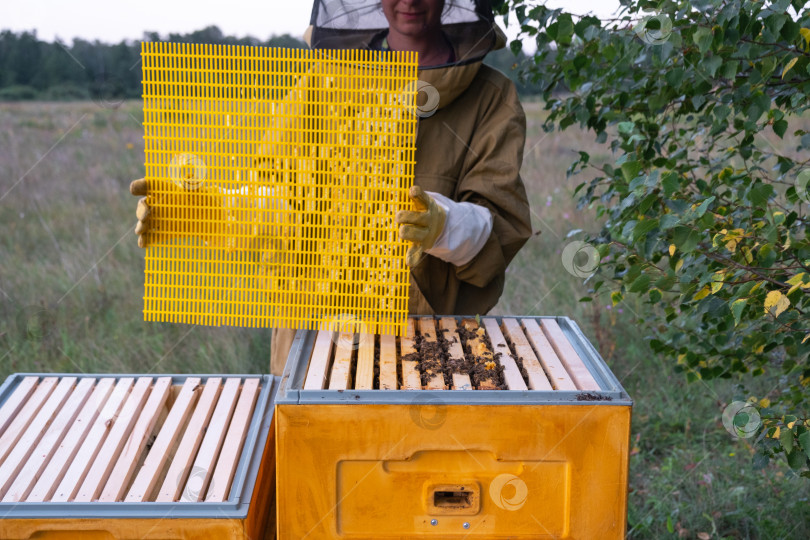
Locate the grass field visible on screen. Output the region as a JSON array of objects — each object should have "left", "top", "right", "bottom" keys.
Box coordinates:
[{"left": 0, "top": 100, "right": 808, "bottom": 538}]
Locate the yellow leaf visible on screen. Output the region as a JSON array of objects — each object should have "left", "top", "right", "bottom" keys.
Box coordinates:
[
  {"left": 803, "top": 333, "right": 810, "bottom": 344},
  {"left": 789, "top": 282, "right": 802, "bottom": 296},
  {"left": 801, "top": 28, "right": 810, "bottom": 50},
  {"left": 782, "top": 57, "right": 799, "bottom": 79},
  {"left": 669, "top": 244, "right": 676, "bottom": 257},
  {"left": 677, "top": 354, "right": 687, "bottom": 365},
  {"left": 773, "top": 426, "right": 781, "bottom": 439},
  {"left": 754, "top": 344, "right": 765, "bottom": 354},
  {"left": 764, "top": 290, "right": 790, "bottom": 318},
  {"left": 711, "top": 271, "right": 725, "bottom": 294},
  {"left": 675, "top": 259, "right": 684, "bottom": 272},
  {"left": 725, "top": 239, "right": 738, "bottom": 253},
  {"left": 741, "top": 246, "right": 753, "bottom": 264},
  {"left": 788, "top": 420, "right": 796, "bottom": 429},
  {"left": 785, "top": 273, "right": 810, "bottom": 291},
  {"left": 694, "top": 286, "right": 711, "bottom": 301},
  {"left": 759, "top": 398, "right": 770, "bottom": 408}
]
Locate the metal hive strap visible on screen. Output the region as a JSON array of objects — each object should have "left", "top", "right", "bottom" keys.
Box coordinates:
[{"left": 140, "top": 42, "right": 419, "bottom": 336}]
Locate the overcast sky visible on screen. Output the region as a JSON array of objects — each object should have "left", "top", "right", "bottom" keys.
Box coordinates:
[{"left": 3, "top": 1, "right": 624, "bottom": 44}]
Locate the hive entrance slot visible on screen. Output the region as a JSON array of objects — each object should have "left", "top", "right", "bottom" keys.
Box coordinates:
[
  {"left": 433, "top": 489, "right": 472, "bottom": 508},
  {"left": 428, "top": 483, "right": 480, "bottom": 515}
]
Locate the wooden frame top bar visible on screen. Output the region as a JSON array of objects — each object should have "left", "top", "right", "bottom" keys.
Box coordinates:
[{"left": 300, "top": 316, "right": 606, "bottom": 394}]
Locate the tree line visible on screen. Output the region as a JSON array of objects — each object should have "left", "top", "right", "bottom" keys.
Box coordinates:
[{"left": 0, "top": 26, "right": 541, "bottom": 102}]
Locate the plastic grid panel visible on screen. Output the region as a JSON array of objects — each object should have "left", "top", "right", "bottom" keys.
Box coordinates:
[{"left": 141, "top": 43, "right": 418, "bottom": 336}]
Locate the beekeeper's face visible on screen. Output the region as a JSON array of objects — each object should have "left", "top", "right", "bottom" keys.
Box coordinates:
[{"left": 381, "top": 0, "right": 446, "bottom": 37}]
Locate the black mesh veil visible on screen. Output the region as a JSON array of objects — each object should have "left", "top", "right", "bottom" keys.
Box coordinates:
[{"left": 307, "top": 1, "right": 501, "bottom": 66}]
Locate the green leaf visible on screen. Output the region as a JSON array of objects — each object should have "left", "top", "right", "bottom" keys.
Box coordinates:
[
  {"left": 611, "top": 291, "right": 623, "bottom": 306},
  {"left": 731, "top": 299, "right": 747, "bottom": 326},
  {"left": 753, "top": 452, "right": 770, "bottom": 470},
  {"left": 748, "top": 183, "right": 774, "bottom": 207},
  {"left": 617, "top": 121, "right": 635, "bottom": 135},
  {"left": 672, "top": 226, "right": 700, "bottom": 253},
  {"left": 655, "top": 273, "right": 676, "bottom": 291},
  {"left": 781, "top": 427, "right": 795, "bottom": 454},
  {"left": 721, "top": 60, "right": 738, "bottom": 79},
  {"left": 693, "top": 196, "right": 715, "bottom": 219},
  {"left": 625, "top": 264, "right": 642, "bottom": 284},
  {"left": 758, "top": 243, "right": 777, "bottom": 267},
  {"left": 556, "top": 13, "right": 575, "bottom": 45},
  {"left": 787, "top": 448, "right": 806, "bottom": 470},
  {"left": 649, "top": 288, "right": 662, "bottom": 303},
  {"left": 662, "top": 172, "right": 680, "bottom": 197},
  {"left": 693, "top": 27, "right": 713, "bottom": 54},
  {"left": 748, "top": 92, "right": 771, "bottom": 122},
  {"left": 629, "top": 273, "right": 652, "bottom": 293},
  {"left": 799, "top": 431, "right": 810, "bottom": 459},
  {"left": 659, "top": 214, "right": 680, "bottom": 231},
  {"left": 773, "top": 119, "right": 788, "bottom": 138},
  {"left": 734, "top": 412, "right": 750, "bottom": 428},
  {"left": 766, "top": 13, "right": 788, "bottom": 36},
  {"left": 665, "top": 68, "right": 684, "bottom": 87},
  {"left": 760, "top": 56, "right": 778, "bottom": 80},
  {"left": 704, "top": 55, "right": 723, "bottom": 77},
  {"left": 621, "top": 161, "right": 643, "bottom": 182},
  {"left": 633, "top": 219, "right": 659, "bottom": 241}
]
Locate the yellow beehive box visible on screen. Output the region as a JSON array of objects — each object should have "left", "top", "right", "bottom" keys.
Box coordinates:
[
  {"left": 0, "top": 373, "right": 278, "bottom": 540},
  {"left": 276, "top": 316, "right": 631, "bottom": 539}
]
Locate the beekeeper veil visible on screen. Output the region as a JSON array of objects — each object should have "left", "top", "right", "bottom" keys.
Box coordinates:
[{"left": 306, "top": 0, "right": 506, "bottom": 68}]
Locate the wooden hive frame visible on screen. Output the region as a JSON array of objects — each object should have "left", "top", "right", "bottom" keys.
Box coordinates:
[
  {"left": 0, "top": 373, "right": 278, "bottom": 540},
  {"left": 301, "top": 316, "right": 603, "bottom": 393},
  {"left": 0, "top": 375, "right": 265, "bottom": 503}
]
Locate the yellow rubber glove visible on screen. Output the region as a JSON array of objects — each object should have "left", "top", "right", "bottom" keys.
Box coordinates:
[
  {"left": 130, "top": 178, "right": 228, "bottom": 249},
  {"left": 395, "top": 185, "right": 447, "bottom": 267}
]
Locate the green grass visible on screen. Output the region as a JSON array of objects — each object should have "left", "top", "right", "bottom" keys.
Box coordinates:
[{"left": 1, "top": 100, "right": 808, "bottom": 538}]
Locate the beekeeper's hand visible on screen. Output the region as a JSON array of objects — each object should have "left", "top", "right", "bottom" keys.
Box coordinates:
[
  {"left": 130, "top": 178, "right": 226, "bottom": 249},
  {"left": 396, "top": 186, "right": 447, "bottom": 267},
  {"left": 396, "top": 185, "right": 494, "bottom": 268},
  {"left": 130, "top": 178, "right": 152, "bottom": 248}
]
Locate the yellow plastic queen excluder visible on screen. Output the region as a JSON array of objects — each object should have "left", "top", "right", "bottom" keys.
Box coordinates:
[{"left": 140, "top": 43, "right": 419, "bottom": 336}]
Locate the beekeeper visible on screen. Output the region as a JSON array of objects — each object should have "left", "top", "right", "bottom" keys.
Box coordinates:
[{"left": 131, "top": 0, "right": 531, "bottom": 375}]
